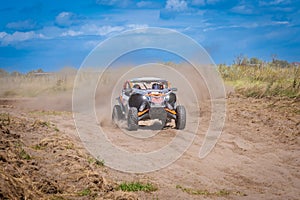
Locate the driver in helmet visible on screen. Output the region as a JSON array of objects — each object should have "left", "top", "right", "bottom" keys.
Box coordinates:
[
  {"left": 152, "top": 83, "right": 164, "bottom": 90},
  {"left": 133, "top": 84, "right": 141, "bottom": 89}
]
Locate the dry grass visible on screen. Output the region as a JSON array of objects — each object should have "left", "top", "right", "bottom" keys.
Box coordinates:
[
  {"left": 0, "top": 112, "right": 137, "bottom": 199},
  {"left": 2, "top": 64, "right": 299, "bottom": 99},
  {"left": 0, "top": 67, "right": 112, "bottom": 98},
  {"left": 218, "top": 64, "right": 300, "bottom": 98},
  {"left": 175, "top": 185, "right": 246, "bottom": 197},
  {"left": 0, "top": 73, "right": 75, "bottom": 98}
]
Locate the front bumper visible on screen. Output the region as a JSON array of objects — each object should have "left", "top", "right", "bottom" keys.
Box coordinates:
[{"left": 138, "top": 107, "right": 176, "bottom": 121}]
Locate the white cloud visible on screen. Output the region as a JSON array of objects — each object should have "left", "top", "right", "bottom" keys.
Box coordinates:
[
  {"left": 273, "top": 21, "right": 289, "bottom": 25},
  {"left": 126, "top": 24, "right": 148, "bottom": 29},
  {"left": 61, "top": 30, "right": 83, "bottom": 37},
  {"left": 96, "top": 0, "right": 131, "bottom": 8},
  {"left": 82, "top": 24, "right": 125, "bottom": 36},
  {"left": 136, "top": 1, "right": 154, "bottom": 8},
  {"left": 0, "top": 31, "right": 45, "bottom": 46},
  {"left": 83, "top": 24, "right": 133, "bottom": 36},
  {"left": 231, "top": 5, "right": 253, "bottom": 14},
  {"left": 259, "top": 0, "right": 290, "bottom": 6},
  {"left": 2, "top": 22, "right": 149, "bottom": 45},
  {"left": 206, "top": 0, "right": 221, "bottom": 5},
  {"left": 191, "top": 0, "right": 205, "bottom": 6},
  {"left": 165, "top": 0, "right": 188, "bottom": 11},
  {"left": 96, "top": 0, "right": 116, "bottom": 6},
  {"left": 60, "top": 23, "right": 149, "bottom": 38},
  {"left": 203, "top": 25, "right": 241, "bottom": 32},
  {"left": 55, "top": 12, "right": 77, "bottom": 27},
  {"left": 0, "top": 32, "right": 7, "bottom": 39},
  {"left": 98, "top": 26, "right": 125, "bottom": 36},
  {"left": 6, "top": 20, "right": 39, "bottom": 31},
  {"left": 84, "top": 40, "right": 99, "bottom": 49}
]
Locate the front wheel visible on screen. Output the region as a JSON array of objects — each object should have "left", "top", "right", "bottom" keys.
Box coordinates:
[
  {"left": 112, "top": 105, "right": 123, "bottom": 126},
  {"left": 127, "top": 107, "right": 138, "bottom": 131},
  {"left": 175, "top": 105, "right": 186, "bottom": 130}
]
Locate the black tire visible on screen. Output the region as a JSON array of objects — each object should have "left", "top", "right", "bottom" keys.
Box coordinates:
[
  {"left": 112, "top": 105, "right": 123, "bottom": 126},
  {"left": 175, "top": 105, "right": 186, "bottom": 130},
  {"left": 127, "top": 107, "right": 138, "bottom": 131}
]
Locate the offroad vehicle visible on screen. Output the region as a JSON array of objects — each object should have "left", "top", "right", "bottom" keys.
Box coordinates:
[{"left": 112, "top": 77, "right": 186, "bottom": 130}]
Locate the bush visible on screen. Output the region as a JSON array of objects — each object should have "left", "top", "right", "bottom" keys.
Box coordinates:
[{"left": 117, "top": 182, "right": 157, "bottom": 192}]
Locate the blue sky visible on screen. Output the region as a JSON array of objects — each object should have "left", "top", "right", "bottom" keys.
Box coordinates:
[{"left": 0, "top": 0, "right": 299, "bottom": 72}]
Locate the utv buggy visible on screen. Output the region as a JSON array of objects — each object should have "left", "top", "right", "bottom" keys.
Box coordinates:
[{"left": 112, "top": 77, "right": 186, "bottom": 131}]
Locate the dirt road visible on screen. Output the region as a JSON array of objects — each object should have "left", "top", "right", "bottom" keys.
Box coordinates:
[{"left": 1, "top": 94, "right": 299, "bottom": 199}]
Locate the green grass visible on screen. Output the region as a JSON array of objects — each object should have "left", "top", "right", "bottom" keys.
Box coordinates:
[
  {"left": 64, "top": 143, "right": 74, "bottom": 150},
  {"left": 95, "top": 159, "right": 105, "bottom": 166},
  {"left": 31, "top": 120, "right": 60, "bottom": 132},
  {"left": 87, "top": 157, "right": 94, "bottom": 164},
  {"left": 3, "top": 90, "right": 17, "bottom": 97},
  {"left": 50, "top": 196, "right": 66, "bottom": 200},
  {"left": 32, "top": 120, "right": 51, "bottom": 128},
  {"left": 19, "top": 149, "right": 31, "bottom": 160},
  {"left": 218, "top": 64, "right": 300, "bottom": 98},
  {"left": 32, "top": 144, "right": 43, "bottom": 150},
  {"left": 77, "top": 188, "right": 91, "bottom": 196},
  {"left": 0, "top": 113, "right": 10, "bottom": 126},
  {"left": 176, "top": 185, "right": 211, "bottom": 195},
  {"left": 87, "top": 157, "right": 105, "bottom": 166},
  {"left": 29, "top": 110, "right": 71, "bottom": 116},
  {"left": 117, "top": 182, "right": 157, "bottom": 192},
  {"left": 175, "top": 185, "right": 246, "bottom": 196}
]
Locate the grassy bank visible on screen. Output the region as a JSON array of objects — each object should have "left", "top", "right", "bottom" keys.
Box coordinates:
[
  {"left": 218, "top": 64, "right": 300, "bottom": 98},
  {"left": 1, "top": 64, "right": 299, "bottom": 99},
  {"left": 0, "top": 74, "right": 74, "bottom": 97}
]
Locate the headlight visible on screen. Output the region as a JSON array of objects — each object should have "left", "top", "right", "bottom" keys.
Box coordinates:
[{"left": 164, "top": 95, "right": 170, "bottom": 101}]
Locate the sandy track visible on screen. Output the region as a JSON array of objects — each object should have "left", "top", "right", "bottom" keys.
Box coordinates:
[
  {"left": 103, "top": 96, "right": 299, "bottom": 199},
  {"left": 1, "top": 94, "right": 299, "bottom": 199}
]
